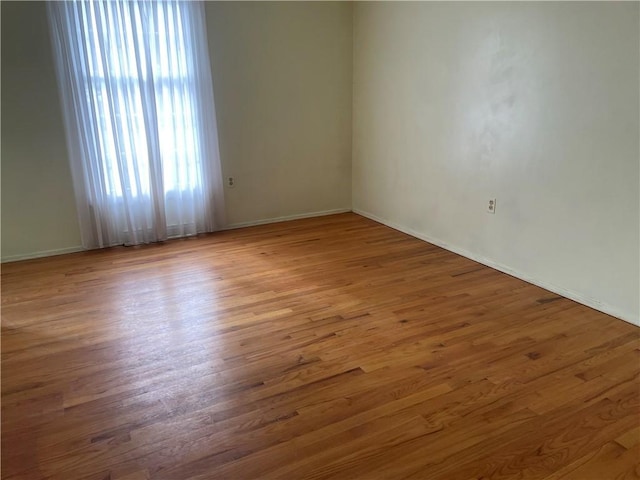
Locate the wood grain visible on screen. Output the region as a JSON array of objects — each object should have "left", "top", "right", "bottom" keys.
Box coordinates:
[{"left": 2, "top": 213, "right": 638, "bottom": 479}]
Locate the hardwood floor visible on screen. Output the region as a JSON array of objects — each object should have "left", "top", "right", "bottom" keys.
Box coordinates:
[{"left": 2, "top": 213, "right": 638, "bottom": 480}]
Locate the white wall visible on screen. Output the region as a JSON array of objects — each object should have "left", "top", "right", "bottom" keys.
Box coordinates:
[
  {"left": 1, "top": 2, "right": 83, "bottom": 261},
  {"left": 1, "top": 1, "right": 353, "bottom": 260},
  {"left": 353, "top": 2, "right": 640, "bottom": 324},
  {"left": 205, "top": 2, "right": 352, "bottom": 227}
]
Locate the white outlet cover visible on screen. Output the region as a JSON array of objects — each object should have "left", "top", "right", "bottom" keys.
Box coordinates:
[{"left": 487, "top": 198, "right": 496, "bottom": 214}]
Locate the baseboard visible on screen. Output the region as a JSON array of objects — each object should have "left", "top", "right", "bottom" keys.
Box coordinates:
[
  {"left": 223, "top": 208, "right": 352, "bottom": 230},
  {"left": 1, "top": 245, "right": 86, "bottom": 263},
  {"left": 5, "top": 209, "right": 636, "bottom": 326},
  {"left": 353, "top": 208, "right": 639, "bottom": 327},
  {"left": 0, "top": 209, "right": 351, "bottom": 262}
]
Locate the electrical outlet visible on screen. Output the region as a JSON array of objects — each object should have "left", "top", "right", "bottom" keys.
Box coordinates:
[
  {"left": 487, "top": 198, "right": 496, "bottom": 214},
  {"left": 227, "top": 177, "right": 235, "bottom": 188}
]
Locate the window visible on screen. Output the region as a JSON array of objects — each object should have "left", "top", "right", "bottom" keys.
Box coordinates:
[
  {"left": 81, "top": 1, "right": 201, "bottom": 197},
  {"left": 49, "top": 1, "right": 225, "bottom": 247}
]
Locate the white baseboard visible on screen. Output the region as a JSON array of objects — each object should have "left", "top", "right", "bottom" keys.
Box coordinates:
[
  {"left": 353, "top": 208, "right": 639, "bottom": 327},
  {"left": 223, "top": 208, "right": 352, "bottom": 230},
  {"left": 0, "top": 209, "right": 351, "bottom": 263},
  {"left": 1, "top": 245, "right": 86, "bottom": 263},
  {"left": 5, "top": 209, "right": 636, "bottom": 327}
]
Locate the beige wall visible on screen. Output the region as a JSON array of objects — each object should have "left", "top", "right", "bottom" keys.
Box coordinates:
[
  {"left": 1, "top": 1, "right": 353, "bottom": 259},
  {"left": 1, "top": 1, "right": 82, "bottom": 260},
  {"left": 205, "top": 2, "right": 353, "bottom": 226},
  {"left": 352, "top": 2, "right": 640, "bottom": 323}
]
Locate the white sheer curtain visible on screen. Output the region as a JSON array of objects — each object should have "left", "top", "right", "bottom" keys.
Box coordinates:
[{"left": 48, "top": 0, "right": 225, "bottom": 248}]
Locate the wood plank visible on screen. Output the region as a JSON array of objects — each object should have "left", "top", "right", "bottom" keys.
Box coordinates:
[{"left": 2, "top": 213, "right": 638, "bottom": 479}]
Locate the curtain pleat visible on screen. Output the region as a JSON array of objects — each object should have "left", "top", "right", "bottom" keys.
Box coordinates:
[{"left": 48, "top": 0, "right": 225, "bottom": 248}]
